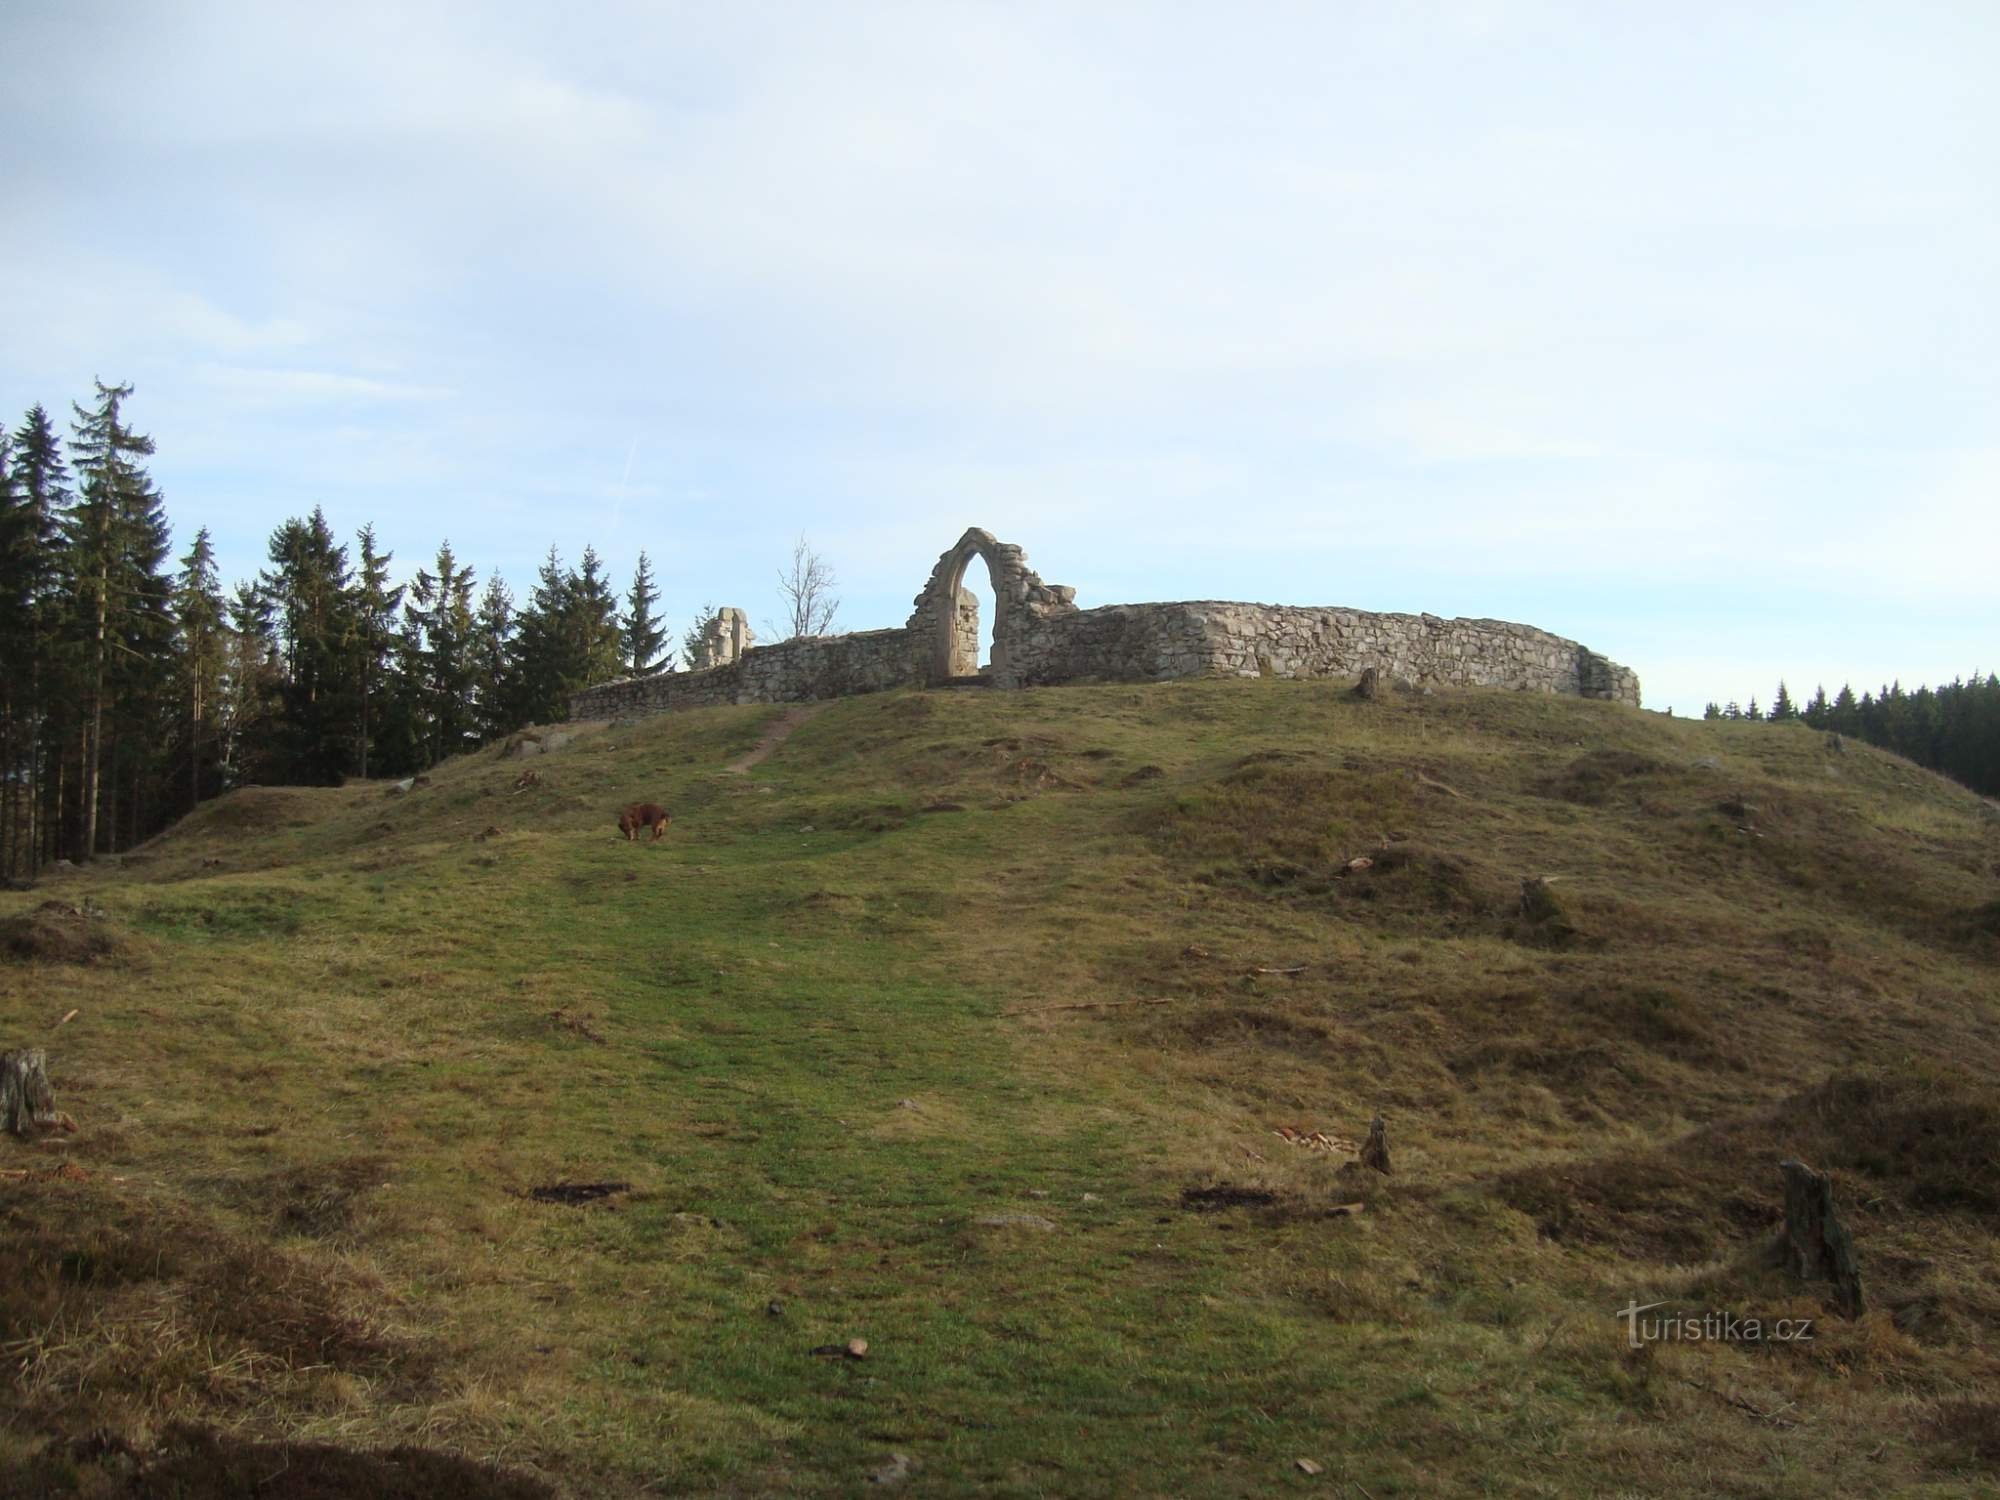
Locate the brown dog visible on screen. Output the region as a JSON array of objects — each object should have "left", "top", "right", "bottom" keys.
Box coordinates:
[{"left": 617, "top": 803, "right": 672, "bottom": 842}]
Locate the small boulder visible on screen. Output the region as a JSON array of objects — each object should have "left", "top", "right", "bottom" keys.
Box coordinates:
[{"left": 868, "top": 1452, "right": 913, "bottom": 1486}]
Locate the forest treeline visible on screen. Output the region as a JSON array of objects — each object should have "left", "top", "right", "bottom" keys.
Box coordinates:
[
  {"left": 0, "top": 383, "right": 686, "bottom": 878},
  {"left": 1703, "top": 678, "right": 2000, "bottom": 797}
]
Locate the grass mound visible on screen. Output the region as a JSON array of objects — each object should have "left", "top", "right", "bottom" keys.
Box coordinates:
[
  {"left": 1, "top": 901, "right": 125, "bottom": 965},
  {"left": 1541, "top": 747, "right": 1669, "bottom": 804},
  {"left": 1783, "top": 1069, "right": 2000, "bottom": 1217},
  {"left": 3, "top": 680, "right": 1997, "bottom": 1496}
]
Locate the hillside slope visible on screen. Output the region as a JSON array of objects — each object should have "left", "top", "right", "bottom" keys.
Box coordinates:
[{"left": 3, "top": 680, "right": 1997, "bottom": 1497}]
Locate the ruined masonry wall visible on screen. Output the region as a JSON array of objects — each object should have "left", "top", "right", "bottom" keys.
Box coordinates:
[
  {"left": 571, "top": 627, "right": 920, "bottom": 719},
  {"left": 1011, "top": 602, "right": 1641, "bottom": 703},
  {"left": 569, "top": 527, "right": 1641, "bottom": 721},
  {"left": 572, "top": 602, "right": 1638, "bottom": 718}
]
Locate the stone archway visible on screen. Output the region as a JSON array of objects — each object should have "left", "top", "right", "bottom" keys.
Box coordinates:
[{"left": 907, "top": 528, "right": 1078, "bottom": 689}]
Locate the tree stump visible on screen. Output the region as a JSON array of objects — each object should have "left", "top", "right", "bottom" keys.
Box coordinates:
[
  {"left": 1519, "top": 877, "right": 1562, "bottom": 922},
  {"left": 2, "top": 1048, "right": 74, "bottom": 1138},
  {"left": 1352, "top": 667, "right": 1380, "bottom": 702},
  {"left": 1359, "top": 1113, "right": 1391, "bottom": 1174},
  {"left": 1778, "top": 1158, "right": 1863, "bottom": 1317}
]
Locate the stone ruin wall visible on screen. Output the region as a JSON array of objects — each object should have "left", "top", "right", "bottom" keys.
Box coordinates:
[
  {"left": 568, "top": 627, "right": 919, "bottom": 720},
  {"left": 1009, "top": 600, "right": 1642, "bottom": 702},
  {"left": 570, "top": 528, "right": 1641, "bottom": 720}
]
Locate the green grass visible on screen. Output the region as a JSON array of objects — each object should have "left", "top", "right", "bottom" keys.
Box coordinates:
[{"left": 3, "top": 680, "right": 1998, "bottom": 1496}]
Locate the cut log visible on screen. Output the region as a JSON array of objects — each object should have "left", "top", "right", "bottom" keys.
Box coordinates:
[
  {"left": 1359, "top": 1113, "right": 1391, "bottom": 1175},
  {"left": 2, "top": 1048, "right": 75, "bottom": 1138},
  {"left": 1352, "top": 667, "right": 1380, "bottom": 702},
  {"left": 1777, "top": 1158, "right": 1864, "bottom": 1317}
]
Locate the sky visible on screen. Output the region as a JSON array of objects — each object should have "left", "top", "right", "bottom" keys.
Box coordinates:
[{"left": 2, "top": 1, "right": 1994, "bottom": 713}]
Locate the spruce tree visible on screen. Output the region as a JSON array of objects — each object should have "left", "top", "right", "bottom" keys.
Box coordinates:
[
  {"left": 172, "top": 528, "right": 227, "bottom": 811},
  {"left": 1769, "top": 681, "right": 1796, "bottom": 721},
  {"left": 261, "top": 509, "right": 357, "bottom": 784},
  {"left": 377, "top": 605, "right": 430, "bottom": 775},
  {"left": 0, "top": 433, "right": 25, "bottom": 874},
  {"left": 510, "top": 546, "right": 573, "bottom": 725},
  {"left": 622, "top": 551, "right": 668, "bottom": 675},
  {"left": 405, "top": 541, "right": 478, "bottom": 764},
  {"left": 682, "top": 601, "right": 717, "bottom": 670},
  {"left": 7, "top": 408, "right": 69, "bottom": 872},
  {"left": 105, "top": 441, "right": 175, "bottom": 849},
  {"left": 220, "top": 581, "right": 281, "bottom": 787},
  {"left": 570, "top": 546, "right": 625, "bottom": 688},
  {"left": 350, "top": 525, "right": 404, "bottom": 780},
  {"left": 470, "top": 573, "right": 519, "bottom": 740},
  {"left": 1830, "top": 684, "right": 1859, "bottom": 734},
  {"left": 64, "top": 381, "right": 166, "bottom": 857}
]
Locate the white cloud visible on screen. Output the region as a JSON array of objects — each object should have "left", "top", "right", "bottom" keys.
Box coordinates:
[{"left": 194, "top": 365, "right": 455, "bottom": 406}]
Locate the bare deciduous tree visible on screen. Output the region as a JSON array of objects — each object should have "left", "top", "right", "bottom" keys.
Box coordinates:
[{"left": 777, "top": 536, "right": 840, "bottom": 640}]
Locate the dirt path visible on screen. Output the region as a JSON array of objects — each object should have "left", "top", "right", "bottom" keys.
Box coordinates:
[{"left": 725, "top": 704, "right": 827, "bottom": 774}]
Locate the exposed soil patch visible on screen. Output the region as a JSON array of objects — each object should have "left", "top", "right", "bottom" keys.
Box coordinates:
[
  {"left": 727, "top": 705, "right": 826, "bottom": 774},
  {"left": 1180, "top": 1184, "right": 1278, "bottom": 1212},
  {"left": 527, "top": 1180, "right": 631, "bottom": 1206}
]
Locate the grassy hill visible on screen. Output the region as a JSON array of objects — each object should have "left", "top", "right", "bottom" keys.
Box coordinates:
[{"left": 3, "top": 679, "right": 1997, "bottom": 1497}]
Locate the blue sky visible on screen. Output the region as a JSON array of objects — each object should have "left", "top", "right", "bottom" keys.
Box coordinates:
[{"left": 3, "top": 1, "right": 1994, "bottom": 713}]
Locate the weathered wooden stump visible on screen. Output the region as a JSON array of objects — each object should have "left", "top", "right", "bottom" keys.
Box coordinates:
[
  {"left": 1359, "top": 1113, "right": 1391, "bottom": 1174},
  {"left": 1778, "top": 1158, "right": 1864, "bottom": 1317},
  {"left": 1519, "top": 877, "right": 1562, "bottom": 922},
  {"left": 2, "top": 1048, "right": 74, "bottom": 1138},
  {"left": 1352, "top": 667, "right": 1380, "bottom": 702}
]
